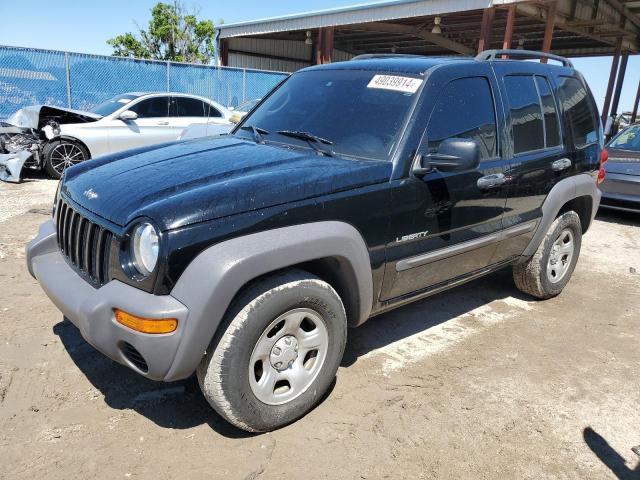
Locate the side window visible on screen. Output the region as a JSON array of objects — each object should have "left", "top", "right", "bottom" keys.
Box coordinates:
[
  {"left": 172, "top": 97, "right": 206, "bottom": 117},
  {"left": 504, "top": 76, "right": 545, "bottom": 154},
  {"left": 557, "top": 76, "right": 598, "bottom": 147},
  {"left": 426, "top": 77, "right": 497, "bottom": 161},
  {"left": 535, "top": 76, "right": 561, "bottom": 148},
  {"left": 129, "top": 97, "right": 169, "bottom": 118},
  {"left": 204, "top": 102, "right": 222, "bottom": 118}
]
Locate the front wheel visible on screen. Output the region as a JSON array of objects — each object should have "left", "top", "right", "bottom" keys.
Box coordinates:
[
  {"left": 197, "top": 269, "right": 347, "bottom": 432},
  {"left": 513, "top": 211, "right": 582, "bottom": 299},
  {"left": 43, "top": 140, "right": 89, "bottom": 179}
]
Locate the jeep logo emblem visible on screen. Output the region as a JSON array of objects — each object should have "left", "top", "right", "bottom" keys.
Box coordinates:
[{"left": 83, "top": 188, "right": 98, "bottom": 200}]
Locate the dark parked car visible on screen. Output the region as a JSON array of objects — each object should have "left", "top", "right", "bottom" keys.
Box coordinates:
[
  {"left": 27, "top": 50, "right": 604, "bottom": 432},
  {"left": 600, "top": 123, "right": 640, "bottom": 212}
]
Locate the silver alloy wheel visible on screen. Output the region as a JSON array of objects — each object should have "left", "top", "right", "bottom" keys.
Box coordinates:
[
  {"left": 248, "top": 308, "right": 329, "bottom": 405},
  {"left": 49, "top": 143, "right": 85, "bottom": 175},
  {"left": 546, "top": 228, "right": 575, "bottom": 283}
]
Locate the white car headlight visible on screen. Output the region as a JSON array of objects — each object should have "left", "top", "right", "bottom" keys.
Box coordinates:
[{"left": 131, "top": 222, "right": 159, "bottom": 276}]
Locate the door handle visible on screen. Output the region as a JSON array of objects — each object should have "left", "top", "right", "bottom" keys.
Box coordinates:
[
  {"left": 156, "top": 120, "right": 169, "bottom": 125},
  {"left": 477, "top": 173, "right": 506, "bottom": 190},
  {"left": 552, "top": 158, "right": 572, "bottom": 172}
]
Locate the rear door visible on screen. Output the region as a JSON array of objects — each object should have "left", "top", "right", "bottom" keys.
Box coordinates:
[
  {"left": 491, "top": 67, "right": 568, "bottom": 262},
  {"left": 170, "top": 96, "right": 222, "bottom": 130},
  {"left": 381, "top": 64, "right": 508, "bottom": 301}
]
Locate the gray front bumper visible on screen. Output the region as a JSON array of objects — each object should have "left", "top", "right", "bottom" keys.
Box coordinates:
[{"left": 27, "top": 220, "right": 189, "bottom": 381}]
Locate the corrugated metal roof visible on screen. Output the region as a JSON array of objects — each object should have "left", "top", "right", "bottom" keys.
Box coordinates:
[{"left": 217, "top": 0, "right": 497, "bottom": 38}]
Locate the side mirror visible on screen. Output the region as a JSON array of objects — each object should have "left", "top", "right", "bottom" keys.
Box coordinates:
[
  {"left": 230, "top": 114, "right": 241, "bottom": 124},
  {"left": 414, "top": 138, "right": 480, "bottom": 176},
  {"left": 119, "top": 110, "right": 138, "bottom": 121}
]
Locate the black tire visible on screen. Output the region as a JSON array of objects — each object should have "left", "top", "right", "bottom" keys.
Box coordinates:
[
  {"left": 513, "top": 211, "right": 582, "bottom": 299},
  {"left": 43, "top": 139, "right": 90, "bottom": 179},
  {"left": 197, "top": 269, "right": 347, "bottom": 432}
]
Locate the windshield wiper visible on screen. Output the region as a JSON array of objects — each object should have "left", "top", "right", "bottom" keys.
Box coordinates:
[
  {"left": 239, "top": 125, "right": 269, "bottom": 144},
  {"left": 276, "top": 130, "right": 335, "bottom": 157}
]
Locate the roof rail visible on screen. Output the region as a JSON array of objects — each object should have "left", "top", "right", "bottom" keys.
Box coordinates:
[
  {"left": 476, "top": 49, "right": 573, "bottom": 68},
  {"left": 351, "top": 53, "right": 423, "bottom": 60}
]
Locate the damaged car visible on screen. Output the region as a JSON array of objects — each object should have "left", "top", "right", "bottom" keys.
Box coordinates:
[{"left": 0, "top": 92, "right": 234, "bottom": 182}]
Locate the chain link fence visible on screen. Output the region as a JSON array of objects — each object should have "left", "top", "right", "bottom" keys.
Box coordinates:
[{"left": 0, "top": 45, "right": 288, "bottom": 119}]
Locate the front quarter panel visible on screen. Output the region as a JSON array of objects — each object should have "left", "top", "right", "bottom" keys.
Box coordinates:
[{"left": 59, "top": 121, "right": 111, "bottom": 158}]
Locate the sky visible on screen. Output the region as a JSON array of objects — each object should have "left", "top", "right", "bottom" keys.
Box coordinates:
[{"left": 0, "top": 0, "right": 638, "bottom": 113}]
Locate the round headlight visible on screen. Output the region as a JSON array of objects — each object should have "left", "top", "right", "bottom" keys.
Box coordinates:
[{"left": 131, "top": 222, "right": 159, "bottom": 276}]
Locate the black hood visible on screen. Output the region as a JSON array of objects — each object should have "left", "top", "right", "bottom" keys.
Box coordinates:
[{"left": 62, "top": 136, "right": 392, "bottom": 230}]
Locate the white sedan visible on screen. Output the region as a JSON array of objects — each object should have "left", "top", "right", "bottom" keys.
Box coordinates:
[{"left": 0, "top": 92, "right": 234, "bottom": 180}]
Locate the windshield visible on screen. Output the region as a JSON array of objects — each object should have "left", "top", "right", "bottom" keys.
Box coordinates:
[
  {"left": 237, "top": 69, "right": 422, "bottom": 160},
  {"left": 90, "top": 94, "right": 139, "bottom": 116},
  {"left": 608, "top": 125, "right": 640, "bottom": 151}
]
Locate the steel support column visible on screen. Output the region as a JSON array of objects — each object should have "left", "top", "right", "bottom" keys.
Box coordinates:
[
  {"left": 478, "top": 8, "right": 495, "bottom": 54},
  {"left": 632, "top": 80, "right": 640, "bottom": 124},
  {"left": 610, "top": 51, "right": 629, "bottom": 118},
  {"left": 541, "top": 1, "right": 557, "bottom": 61},
  {"left": 220, "top": 39, "right": 229, "bottom": 67},
  {"left": 502, "top": 5, "right": 516, "bottom": 52},
  {"left": 316, "top": 27, "right": 334, "bottom": 64},
  {"left": 602, "top": 38, "right": 623, "bottom": 126}
]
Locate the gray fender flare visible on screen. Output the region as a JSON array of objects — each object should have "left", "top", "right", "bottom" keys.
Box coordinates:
[
  {"left": 165, "top": 221, "right": 373, "bottom": 380},
  {"left": 522, "top": 173, "right": 601, "bottom": 258}
]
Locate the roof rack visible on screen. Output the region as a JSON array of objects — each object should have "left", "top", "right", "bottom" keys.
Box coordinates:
[
  {"left": 476, "top": 49, "right": 573, "bottom": 68},
  {"left": 351, "top": 53, "right": 424, "bottom": 60}
]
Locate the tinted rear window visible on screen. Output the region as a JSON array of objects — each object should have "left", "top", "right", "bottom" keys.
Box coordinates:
[
  {"left": 557, "top": 76, "right": 598, "bottom": 147},
  {"left": 504, "top": 75, "right": 545, "bottom": 154},
  {"left": 172, "top": 97, "right": 206, "bottom": 117},
  {"left": 535, "top": 76, "right": 561, "bottom": 148}
]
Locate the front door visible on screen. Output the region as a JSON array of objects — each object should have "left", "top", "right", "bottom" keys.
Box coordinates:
[
  {"left": 107, "top": 96, "right": 174, "bottom": 152},
  {"left": 381, "top": 69, "right": 508, "bottom": 301}
]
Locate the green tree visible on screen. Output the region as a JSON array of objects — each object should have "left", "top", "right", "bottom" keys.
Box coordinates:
[{"left": 107, "top": 2, "right": 218, "bottom": 64}]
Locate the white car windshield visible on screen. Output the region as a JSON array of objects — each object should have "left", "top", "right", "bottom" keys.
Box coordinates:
[
  {"left": 90, "top": 94, "right": 140, "bottom": 116},
  {"left": 608, "top": 125, "right": 640, "bottom": 151}
]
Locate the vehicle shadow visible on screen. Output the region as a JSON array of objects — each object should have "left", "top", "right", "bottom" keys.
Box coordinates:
[
  {"left": 16, "top": 169, "right": 51, "bottom": 182},
  {"left": 596, "top": 208, "right": 640, "bottom": 227},
  {"left": 52, "top": 319, "right": 254, "bottom": 438},
  {"left": 342, "top": 267, "right": 529, "bottom": 366},
  {"left": 583, "top": 427, "right": 640, "bottom": 479},
  {"left": 53, "top": 267, "right": 528, "bottom": 436},
  {"left": 53, "top": 319, "right": 336, "bottom": 438}
]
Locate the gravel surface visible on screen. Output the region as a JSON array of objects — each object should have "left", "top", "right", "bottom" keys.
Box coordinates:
[{"left": 0, "top": 177, "right": 638, "bottom": 479}]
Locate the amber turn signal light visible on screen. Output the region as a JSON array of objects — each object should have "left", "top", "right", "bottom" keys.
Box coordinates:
[{"left": 114, "top": 309, "right": 177, "bottom": 334}]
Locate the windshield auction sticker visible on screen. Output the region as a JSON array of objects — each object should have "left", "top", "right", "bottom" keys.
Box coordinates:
[{"left": 367, "top": 75, "right": 423, "bottom": 94}]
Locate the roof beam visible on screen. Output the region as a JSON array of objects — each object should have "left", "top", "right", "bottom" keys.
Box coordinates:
[
  {"left": 605, "top": 0, "right": 640, "bottom": 29},
  {"left": 515, "top": 2, "right": 638, "bottom": 52},
  {"left": 343, "top": 21, "right": 474, "bottom": 55}
]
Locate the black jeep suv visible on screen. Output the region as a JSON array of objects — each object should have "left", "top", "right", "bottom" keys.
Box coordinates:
[{"left": 27, "top": 50, "right": 604, "bottom": 432}]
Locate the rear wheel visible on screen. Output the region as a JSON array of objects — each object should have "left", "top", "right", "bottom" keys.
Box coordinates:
[
  {"left": 513, "top": 211, "right": 582, "bottom": 299},
  {"left": 197, "top": 269, "right": 347, "bottom": 432},
  {"left": 43, "top": 140, "right": 89, "bottom": 179}
]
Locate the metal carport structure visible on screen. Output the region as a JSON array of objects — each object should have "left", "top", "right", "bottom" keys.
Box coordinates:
[{"left": 216, "top": 0, "right": 640, "bottom": 127}]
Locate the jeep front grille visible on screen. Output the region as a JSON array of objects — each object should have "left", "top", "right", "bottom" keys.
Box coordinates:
[{"left": 55, "top": 199, "right": 112, "bottom": 286}]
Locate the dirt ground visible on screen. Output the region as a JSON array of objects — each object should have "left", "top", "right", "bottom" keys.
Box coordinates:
[{"left": 1, "top": 175, "right": 639, "bottom": 480}]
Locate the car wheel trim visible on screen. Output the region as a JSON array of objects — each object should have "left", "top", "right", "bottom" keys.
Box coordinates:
[
  {"left": 49, "top": 143, "right": 85, "bottom": 174},
  {"left": 248, "top": 307, "right": 329, "bottom": 406},
  {"left": 546, "top": 228, "right": 574, "bottom": 284}
]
